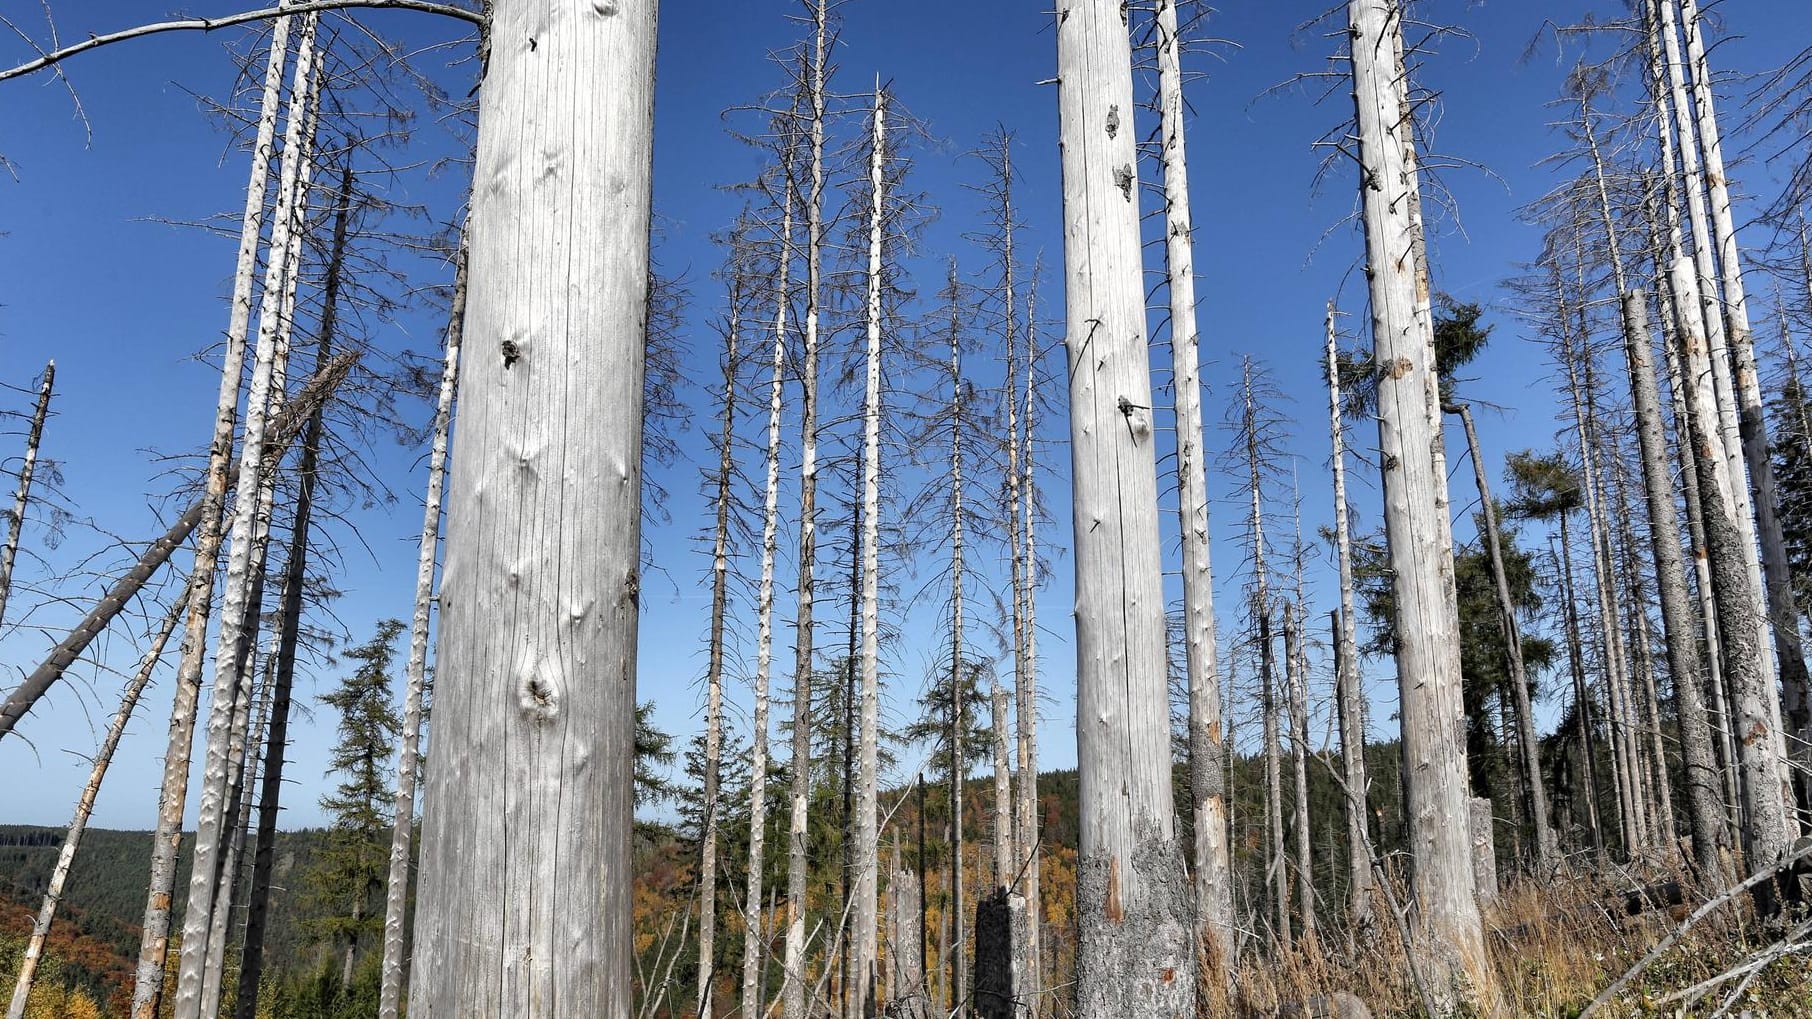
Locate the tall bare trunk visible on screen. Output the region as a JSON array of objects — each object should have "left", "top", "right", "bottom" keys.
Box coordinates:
[
  {"left": 851, "top": 85, "right": 886, "bottom": 1019},
  {"left": 0, "top": 361, "right": 53, "bottom": 631},
  {"left": 1283, "top": 603, "right": 1315, "bottom": 940},
  {"left": 1013, "top": 276, "right": 1042, "bottom": 1014},
  {"left": 1669, "top": 257, "right": 1795, "bottom": 912},
  {"left": 742, "top": 175, "right": 793, "bottom": 1018},
  {"left": 403, "top": 0, "right": 655, "bottom": 1010},
  {"left": 1055, "top": 2, "right": 1195, "bottom": 1012},
  {"left": 7, "top": 594, "right": 186, "bottom": 1019},
  {"left": 374, "top": 236, "right": 465, "bottom": 1019},
  {"left": 1618, "top": 290, "right": 1728, "bottom": 876},
  {"left": 1325, "top": 308, "right": 1373, "bottom": 927},
  {"left": 1677, "top": 0, "right": 1812, "bottom": 784},
  {"left": 693, "top": 237, "right": 745, "bottom": 1019},
  {"left": 783, "top": 6, "right": 829, "bottom": 1014},
  {"left": 130, "top": 12, "right": 295, "bottom": 1014},
  {"left": 1152, "top": 0, "right": 1231, "bottom": 985},
  {"left": 1348, "top": 2, "right": 1494, "bottom": 1008},
  {"left": 1453, "top": 403, "right": 1557, "bottom": 874},
  {"left": 174, "top": 19, "right": 319, "bottom": 1012},
  {"left": 1557, "top": 516, "right": 1606, "bottom": 858}
]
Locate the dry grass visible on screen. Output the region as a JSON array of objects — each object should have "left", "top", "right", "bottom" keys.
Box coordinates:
[{"left": 1224, "top": 871, "right": 1812, "bottom": 1017}]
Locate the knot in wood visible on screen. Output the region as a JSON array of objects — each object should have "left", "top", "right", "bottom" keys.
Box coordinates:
[
  {"left": 501, "top": 339, "right": 522, "bottom": 368},
  {"left": 518, "top": 672, "right": 560, "bottom": 723},
  {"left": 1104, "top": 104, "right": 1120, "bottom": 139},
  {"left": 1115, "top": 164, "right": 1134, "bottom": 202},
  {"left": 1386, "top": 356, "right": 1413, "bottom": 379}
]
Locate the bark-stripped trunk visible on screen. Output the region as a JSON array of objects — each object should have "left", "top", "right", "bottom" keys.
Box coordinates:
[
  {"left": 7, "top": 594, "right": 186, "bottom": 1019},
  {"left": 1347, "top": 2, "right": 1494, "bottom": 1008},
  {"left": 742, "top": 177, "right": 792, "bottom": 1018},
  {"left": 1013, "top": 278, "right": 1042, "bottom": 1014},
  {"left": 1452, "top": 403, "right": 1556, "bottom": 875},
  {"left": 403, "top": 0, "right": 655, "bottom": 1011},
  {"left": 1283, "top": 603, "right": 1315, "bottom": 941},
  {"left": 1619, "top": 290, "right": 1728, "bottom": 877},
  {"left": 1669, "top": 257, "right": 1795, "bottom": 913},
  {"left": 1655, "top": 0, "right": 1780, "bottom": 744},
  {"left": 1677, "top": 0, "right": 1812, "bottom": 784},
  {"left": 850, "top": 86, "right": 886, "bottom": 1019},
  {"left": 374, "top": 237, "right": 466, "bottom": 1019},
  {"left": 888, "top": 849, "right": 926, "bottom": 1019},
  {"left": 0, "top": 361, "right": 53, "bottom": 631},
  {"left": 174, "top": 19, "right": 319, "bottom": 1013},
  {"left": 783, "top": 5, "right": 829, "bottom": 1014},
  {"left": 1325, "top": 308, "right": 1373, "bottom": 927},
  {"left": 130, "top": 12, "right": 295, "bottom": 1014},
  {"left": 1055, "top": 2, "right": 1195, "bottom": 1012},
  {"left": 1153, "top": 0, "right": 1231, "bottom": 985},
  {"left": 693, "top": 238, "right": 742, "bottom": 1019},
  {"left": 1241, "top": 364, "right": 1286, "bottom": 946},
  {"left": 1555, "top": 514, "right": 1605, "bottom": 859},
  {"left": 1562, "top": 289, "right": 1646, "bottom": 859}
]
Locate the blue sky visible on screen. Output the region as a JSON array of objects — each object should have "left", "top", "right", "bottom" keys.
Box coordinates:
[{"left": 3, "top": 0, "right": 1810, "bottom": 831}]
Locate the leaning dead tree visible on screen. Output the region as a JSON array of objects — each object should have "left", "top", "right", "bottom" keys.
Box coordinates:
[
  {"left": 0, "top": 360, "right": 54, "bottom": 632},
  {"left": 1056, "top": 1, "right": 1195, "bottom": 1013},
  {"left": 1347, "top": 0, "right": 1495, "bottom": 1011},
  {"left": 405, "top": 0, "right": 655, "bottom": 1013},
  {"left": 6, "top": 594, "right": 187, "bottom": 1019}
]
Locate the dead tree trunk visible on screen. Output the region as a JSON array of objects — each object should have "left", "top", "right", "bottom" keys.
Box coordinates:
[
  {"left": 1283, "top": 602, "right": 1315, "bottom": 941},
  {"left": 1453, "top": 402, "right": 1557, "bottom": 875},
  {"left": 1325, "top": 307, "right": 1374, "bottom": 928},
  {"left": 851, "top": 85, "right": 887, "bottom": 1019},
  {"left": 693, "top": 234, "right": 745, "bottom": 1019},
  {"left": 1620, "top": 291, "right": 1728, "bottom": 878},
  {"left": 0, "top": 360, "right": 53, "bottom": 632},
  {"left": 742, "top": 167, "right": 793, "bottom": 1019},
  {"left": 1013, "top": 276, "right": 1043, "bottom": 1015},
  {"left": 130, "top": 12, "right": 297, "bottom": 1013},
  {"left": 374, "top": 238, "right": 466, "bottom": 1019},
  {"left": 7, "top": 594, "right": 186, "bottom": 1019},
  {"left": 1348, "top": 1, "right": 1495, "bottom": 1008},
  {"left": 1055, "top": 1, "right": 1195, "bottom": 1012},
  {"left": 1669, "top": 257, "right": 1795, "bottom": 914},
  {"left": 403, "top": 0, "right": 656, "bottom": 1011},
  {"left": 888, "top": 850, "right": 926, "bottom": 1019},
  {"left": 783, "top": 6, "right": 830, "bottom": 1014},
  {"left": 1677, "top": 0, "right": 1812, "bottom": 786},
  {"left": 174, "top": 18, "right": 320, "bottom": 1013},
  {"left": 1152, "top": 0, "right": 1232, "bottom": 986}
]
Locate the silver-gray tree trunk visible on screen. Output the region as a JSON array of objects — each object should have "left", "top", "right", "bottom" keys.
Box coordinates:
[
  {"left": 1348, "top": 1, "right": 1495, "bottom": 1009},
  {"left": 404, "top": 0, "right": 655, "bottom": 1011},
  {"left": 376, "top": 239, "right": 465, "bottom": 1019},
  {"left": 851, "top": 86, "right": 886, "bottom": 1019},
  {"left": 784, "top": 6, "right": 829, "bottom": 1014},
  {"left": 1325, "top": 306, "right": 1373, "bottom": 929},
  {"left": 1283, "top": 603, "right": 1315, "bottom": 941},
  {"left": 7, "top": 595, "right": 185, "bottom": 1019},
  {"left": 131, "top": 11, "right": 295, "bottom": 1014},
  {"left": 0, "top": 360, "right": 53, "bottom": 632},
  {"left": 1056, "top": 3, "right": 1195, "bottom": 1012},
  {"left": 1153, "top": 0, "right": 1232, "bottom": 989},
  {"left": 1677, "top": 0, "right": 1812, "bottom": 785},
  {"left": 741, "top": 180, "right": 792, "bottom": 1018}
]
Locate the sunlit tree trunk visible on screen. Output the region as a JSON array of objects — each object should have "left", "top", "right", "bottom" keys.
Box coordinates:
[
  {"left": 174, "top": 19, "right": 319, "bottom": 1013},
  {"left": 0, "top": 360, "right": 53, "bottom": 631},
  {"left": 1283, "top": 602, "right": 1315, "bottom": 941},
  {"left": 1348, "top": 1, "right": 1494, "bottom": 1008},
  {"left": 1152, "top": 0, "right": 1231, "bottom": 986},
  {"left": 1055, "top": 1, "right": 1195, "bottom": 1012},
  {"left": 743, "top": 172, "right": 793, "bottom": 1017},
  {"left": 130, "top": 13, "right": 295, "bottom": 1016},
  {"left": 375, "top": 236, "right": 465, "bottom": 1019},
  {"left": 783, "top": 4, "right": 830, "bottom": 1013},
  {"left": 403, "top": 0, "right": 656, "bottom": 1011},
  {"left": 7, "top": 595, "right": 185, "bottom": 1019},
  {"left": 1325, "top": 307, "right": 1374, "bottom": 927}
]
